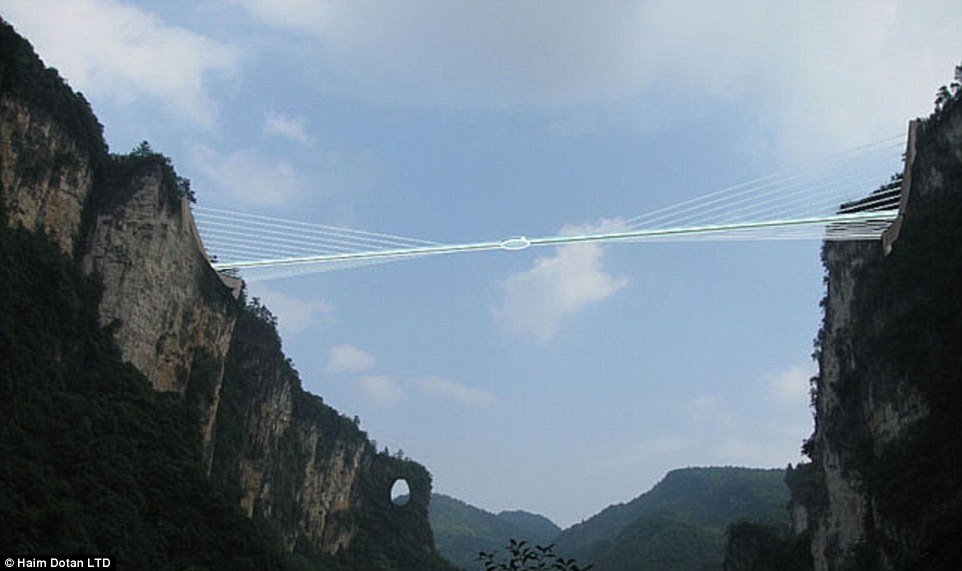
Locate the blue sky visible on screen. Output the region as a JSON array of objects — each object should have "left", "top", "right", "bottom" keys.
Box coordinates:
[{"left": 4, "top": 0, "right": 960, "bottom": 527}]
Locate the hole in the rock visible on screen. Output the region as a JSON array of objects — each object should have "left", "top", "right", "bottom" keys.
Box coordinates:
[{"left": 390, "top": 478, "right": 410, "bottom": 506}]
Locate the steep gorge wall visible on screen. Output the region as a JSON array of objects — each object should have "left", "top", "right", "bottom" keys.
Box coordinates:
[
  {"left": 211, "top": 307, "right": 442, "bottom": 566},
  {"left": 0, "top": 19, "right": 447, "bottom": 569},
  {"left": 803, "top": 98, "right": 962, "bottom": 569},
  {"left": 0, "top": 92, "right": 239, "bottom": 465},
  {"left": 79, "top": 165, "right": 238, "bottom": 463},
  {"left": 0, "top": 97, "right": 92, "bottom": 253}
]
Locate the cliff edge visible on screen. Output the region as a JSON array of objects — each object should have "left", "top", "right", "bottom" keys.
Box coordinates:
[{"left": 799, "top": 83, "right": 962, "bottom": 569}]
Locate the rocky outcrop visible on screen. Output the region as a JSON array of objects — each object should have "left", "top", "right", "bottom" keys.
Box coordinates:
[
  {"left": 0, "top": 97, "right": 93, "bottom": 253},
  {"left": 802, "top": 97, "right": 962, "bottom": 569},
  {"left": 808, "top": 239, "right": 928, "bottom": 567},
  {"left": 1, "top": 88, "right": 240, "bottom": 468},
  {"left": 211, "top": 306, "right": 439, "bottom": 564},
  {"left": 78, "top": 166, "right": 238, "bottom": 462}
]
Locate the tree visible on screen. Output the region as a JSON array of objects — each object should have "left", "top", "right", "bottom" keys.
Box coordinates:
[
  {"left": 933, "top": 60, "right": 962, "bottom": 114},
  {"left": 133, "top": 140, "right": 154, "bottom": 156},
  {"left": 478, "top": 539, "right": 593, "bottom": 571}
]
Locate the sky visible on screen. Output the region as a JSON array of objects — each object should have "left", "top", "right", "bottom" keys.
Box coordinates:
[{"left": 2, "top": 0, "right": 960, "bottom": 528}]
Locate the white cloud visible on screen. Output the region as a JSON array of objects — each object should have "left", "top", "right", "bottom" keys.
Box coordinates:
[
  {"left": 683, "top": 387, "right": 810, "bottom": 467},
  {"left": 1, "top": 0, "right": 238, "bottom": 128},
  {"left": 326, "top": 344, "right": 376, "bottom": 374},
  {"left": 248, "top": 286, "right": 333, "bottom": 335},
  {"left": 189, "top": 144, "right": 302, "bottom": 206},
  {"left": 418, "top": 376, "right": 495, "bottom": 407},
  {"left": 264, "top": 111, "right": 313, "bottom": 145},
  {"left": 234, "top": 0, "right": 330, "bottom": 36},
  {"left": 357, "top": 375, "right": 403, "bottom": 406},
  {"left": 494, "top": 220, "right": 628, "bottom": 341},
  {"left": 236, "top": 0, "right": 962, "bottom": 158},
  {"left": 767, "top": 365, "right": 815, "bottom": 407},
  {"left": 687, "top": 394, "right": 721, "bottom": 420}
]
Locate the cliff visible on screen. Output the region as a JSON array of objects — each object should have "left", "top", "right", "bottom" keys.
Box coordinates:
[
  {"left": 800, "top": 89, "right": 962, "bottom": 568},
  {"left": 0, "top": 97, "right": 93, "bottom": 252},
  {"left": 211, "top": 302, "right": 443, "bottom": 567},
  {"left": 79, "top": 154, "right": 239, "bottom": 467},
  {"left": 0, "top": 17, "right": 449, "bottom": 570}
]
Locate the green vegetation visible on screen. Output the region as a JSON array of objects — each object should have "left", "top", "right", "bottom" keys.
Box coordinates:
[
  {"left": 933, "top": 62, "right": 962, "bottom": 115},
  {"left": 555, "top": 467, "right": 790, "bottom": 570},
  {"left": 0, "top": 209, "right": 451, "bottom": 570},
  {"left": 496, "top": 510, "right": 561, "bottom": 543},
  {"left": 437, "top": 468, "right": 792, "bottom": 570},
  {"left": 1, "top": 16, "right": 195, "bottom": 264},
  {"left": 210, "top": 298, "right": 454, "bottom": 571},
  {"left": 429, "top": 494, "right": 560, "bottom": 570},
  {"left": 0, "top": 17, "right": 106, "bottom": 164},
  {"left": 92, "top": 140, "right": 195, "bottom": 211},
  {"left": 0, "top": 17, "right": 452, "bottom": 569},
  {"left": 797, "top": 60, "right": 962, "bottom": 569},
  {"left": 479, "top": 539, "right": 592, "bottom": 571},
  {"left": 838, "top": 123, "right": 962, "bottom": 568},
  {"left": 723, "top": 522, "right": 811, "bottom": 571},
  {"left": 592, "top": 512, "right": 725, "bottom": 571},
  {"left": 0, "top": 213, "right": 297, "bottom": 569}
]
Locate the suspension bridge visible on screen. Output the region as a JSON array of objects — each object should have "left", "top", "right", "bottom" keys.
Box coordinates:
[{"left": 193, "top": 124, "right": 916, "bottom": 282}]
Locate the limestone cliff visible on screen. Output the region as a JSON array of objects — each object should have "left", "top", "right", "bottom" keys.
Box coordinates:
[
  {"left": 0, "top": 17, "right": 448, "bottom": 569},
  {"left": 0, "top": 97, "right": 93, "bottom": 253},
  {"left": 79, "top": 161, "right": 239, "bottom": 465},
  {"left": 801, "top": 95, "right": 962, "bottom": 569},
  {"left": 211, "top": 304, "right": 441, "bottom": 565}
]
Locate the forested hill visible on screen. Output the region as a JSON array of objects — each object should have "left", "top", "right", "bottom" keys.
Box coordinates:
[
  {"left": 496, "top": 509, "right": 561, "bottom": 542},
  {"left": 429, "top": 494, "right": 560, "bottom": 570},
  {"left": 555, "top": 467, "right": 790, "bottom": 570},
  {"left": 434, "top": 467, "right": 790, "bottom": 570}
]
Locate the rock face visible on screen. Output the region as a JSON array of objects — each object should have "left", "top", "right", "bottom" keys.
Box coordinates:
[
  {"left": 0, "top": 18, "right": 446, "bottom": 569},
  {"left": 0, "top": 97, "right": 93, "bottom": 253},
  {"left": 211, "top": 307, "right": 438, "bottom": 561},
  {"left": 79, "top": 165, "right": 238, "bottom": 463},
  {"left": 802, "top": 98, "right": 962, "bottom": 569}
]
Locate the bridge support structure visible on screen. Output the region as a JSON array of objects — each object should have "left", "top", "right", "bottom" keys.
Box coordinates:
[{"left": 882, "top": 119, "right": 919, "bottom": 255}]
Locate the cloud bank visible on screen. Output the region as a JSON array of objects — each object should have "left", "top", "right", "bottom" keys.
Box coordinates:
[
  {"left": 418, "top": 376, "right": 495, "bottom": 407},
  {"left": 357, "top": 375, "right": 404, "bottom": 406},
  {"left": 249, "top": 286, "right": 333, "bottom": 335},
  {"left": 189, "top": 145, "right": 303, "bottom": 206},
  {"left": 237, "top": 0, "right": 962, "bottom": 155},
  {"left": 495, "top": 220, "right": 628, "bottom": 341},
  {"left": 1, "top": 0, "right": 237, "bottom": 127},
  {"left": 326, "top": 344, "right": 377, "bottom": 374},
  {"left": 264, "top": 111, "right": 314, "bottom": 145}
]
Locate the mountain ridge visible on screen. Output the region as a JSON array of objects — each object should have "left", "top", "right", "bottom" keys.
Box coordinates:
[{"left": 433, "top": 467, "right": 790, "bottom": 570}]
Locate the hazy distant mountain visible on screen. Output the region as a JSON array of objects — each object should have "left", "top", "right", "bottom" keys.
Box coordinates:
[
  {"left": 429, "top": 494, "right": 561, "bottom": 570},
  {"left": 495, "top": 509, "right": 561, "bottom": 542},
  {"left": 432, "top": 467, "right": 789, "bottom": 570},
  {"left": 555, "top": 467, "right": 790, "bottom": 570}
]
